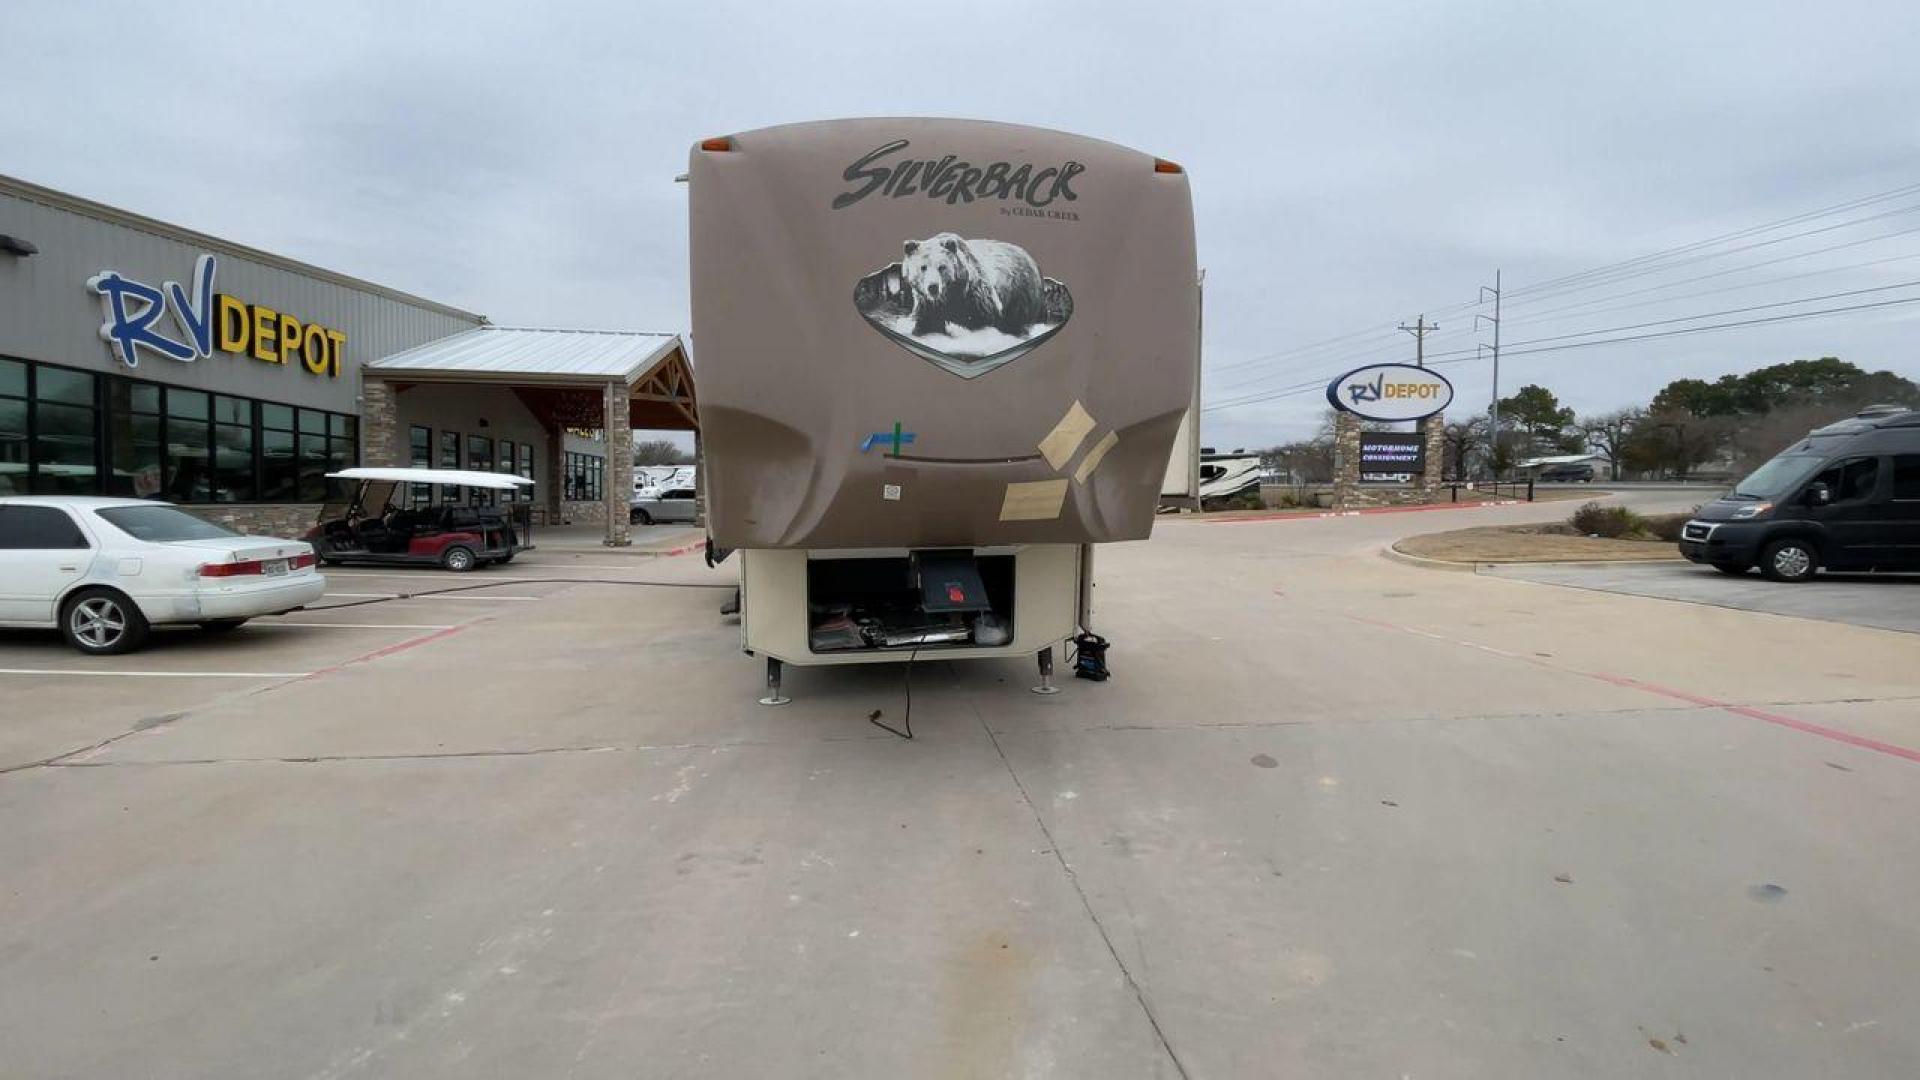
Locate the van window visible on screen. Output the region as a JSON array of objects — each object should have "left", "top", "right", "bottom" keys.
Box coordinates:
[
  {"left": 1894, "top": 455, "right": 1920, "bottom": 501},
  {"left": 1811, "top": 457, "right": 1880, "bottom": 503}
]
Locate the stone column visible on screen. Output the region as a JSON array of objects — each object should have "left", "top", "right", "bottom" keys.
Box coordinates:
[
  {"left": 544, "top": 424, "right": 565, "bottom": 523},
  {"left": 361, "top": 377, "right": 401, "bottom": 467},
  {"left": 1332, "top": 410, "right": 1361, "bottom": 509},
  {"left": 1417, "top": 413, "right": 1446, "bottom": 500},
  {"left": 603, "top": 381, "right": 633, "bottom": 546}
]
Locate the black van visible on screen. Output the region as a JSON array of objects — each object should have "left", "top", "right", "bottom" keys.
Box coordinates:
[{"left": 1679, "top": 406, "right": 1920, "bottom": 581}]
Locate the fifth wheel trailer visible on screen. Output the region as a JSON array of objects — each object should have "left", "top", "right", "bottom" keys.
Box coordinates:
[{"left": 687, "top": 118, "right": 1199, "bottom": 700}]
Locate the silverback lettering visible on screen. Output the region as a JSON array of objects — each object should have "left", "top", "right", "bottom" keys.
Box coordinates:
[{"left": 833, "top": 139, "right": 1085, "bottom": 210}]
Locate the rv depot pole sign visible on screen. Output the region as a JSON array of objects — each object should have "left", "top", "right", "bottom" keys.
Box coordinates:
[
  {"left": 1326, "top": 363, "right": 1453, "bottom": 422},
  {"left": 86, "top": 254, "right": 347, "bottom": 378}
]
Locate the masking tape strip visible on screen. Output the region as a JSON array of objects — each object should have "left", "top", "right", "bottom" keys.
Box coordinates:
[
  {"left": 999, "top": 479, "right": 1070, "bottom": 522},
  {"left": 1072, "top": 431, "right": 1119, "bottom": 484},
  {"left": 1037, "top": 401, "right": 1096, "bottom": 471}
]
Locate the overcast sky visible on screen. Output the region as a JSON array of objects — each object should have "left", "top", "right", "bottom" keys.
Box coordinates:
[{"left": 9, "top": 1, "right": 1919, "bottom": 448}]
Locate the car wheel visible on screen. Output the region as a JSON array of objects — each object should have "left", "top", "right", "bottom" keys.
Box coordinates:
[
  {"left": 198, "top": 619, "right": 249, "bottom": 633},
  {"left": 1759, "top": 538, "right": 1818, "bottom": 583},
  {"left": 441, "top": 546, "right": 478, "bottom": 572},
  {"left": 1711, "top": 563, "right": 1749, "bottom": 577},
  {"left": 496, "top": 552, "right": 515, "bottom": 564},
  {"left": 61, "top": 588, "right": 150, "bottom": 656},
  {"left": 632, "top": 509, "right": 653, "bottom": 526}
]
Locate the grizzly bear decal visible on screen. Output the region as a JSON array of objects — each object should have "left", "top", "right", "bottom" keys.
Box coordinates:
[{"left": 854, "top": 233, "right": 1073, "bottom": 379}]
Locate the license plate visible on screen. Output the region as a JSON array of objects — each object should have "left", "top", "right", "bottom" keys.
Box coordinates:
[{"left": 262, "top": 559, "right": 289, "bottom": 576}]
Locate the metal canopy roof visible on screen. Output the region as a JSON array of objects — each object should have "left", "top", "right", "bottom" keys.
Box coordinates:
[{"left": 368, "top": 326, "right": 684, "bottom": 383}]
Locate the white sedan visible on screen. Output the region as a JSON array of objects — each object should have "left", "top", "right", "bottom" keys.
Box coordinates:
[{"left": 0, "top": 496, "right": 327, "bottom": 655}]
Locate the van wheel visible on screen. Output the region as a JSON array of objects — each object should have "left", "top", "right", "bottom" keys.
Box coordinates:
[
  {"left": 441, "top": 546, "right": 478, "bottom": 572},
  {"left": 1711, "top": 563, "right": 1749, "bottom": 577},
  {"left": 1760, "top": 538, "right": 1818, "bottom": 582},
  {"left": 61, "top": 588, "right": 150, "bottom": 655}
]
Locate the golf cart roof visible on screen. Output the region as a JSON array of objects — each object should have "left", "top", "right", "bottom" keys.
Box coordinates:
[{"left": 327, "top": 467, "right": 534, "bottom": 491}]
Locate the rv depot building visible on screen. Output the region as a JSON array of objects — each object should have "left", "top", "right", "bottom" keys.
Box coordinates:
[{"left": 0, "top": 175, "right": 696, "bottom": 546}]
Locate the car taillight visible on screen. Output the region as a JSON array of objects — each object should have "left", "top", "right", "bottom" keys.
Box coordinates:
[
  {"left": 199, "top": 560, "right": 264, "bottom": 577},
  {"left": 293, "top": 553, "right": 317, "bottom": 570}
]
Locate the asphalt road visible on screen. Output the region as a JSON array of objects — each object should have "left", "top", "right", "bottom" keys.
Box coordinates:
[
  {"left": 6, "top": 485, "right": 1919, "bottom": 1079},
  {"left": 1486, "top": 560, "right": 1920, "bottom": 634}
]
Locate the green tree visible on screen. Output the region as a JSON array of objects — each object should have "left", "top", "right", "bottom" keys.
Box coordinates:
[
  {"left": 1651, "top": 358, "right": 1920, "bottom": 418},
  {"left": 1497, "top": 384, "right": 1581, "bottom": 453}
]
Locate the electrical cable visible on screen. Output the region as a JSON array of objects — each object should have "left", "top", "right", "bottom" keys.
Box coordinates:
[{"left": 867, "top": 645, "right": 920, "bottom": 740}]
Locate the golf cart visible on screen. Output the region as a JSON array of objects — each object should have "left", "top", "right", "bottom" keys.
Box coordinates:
[{"left": 307, "top": 467, "right": 534, "bottom": 571}]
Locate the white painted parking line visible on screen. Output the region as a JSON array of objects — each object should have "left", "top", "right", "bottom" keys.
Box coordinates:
[
  {"left": 320, "top": 592, "right": 541, "bottom": 601},
  {"left": 0, "top": 668, "right": 307, "bottom": 679},
  {"left": 253, "top": 622, "right": 458, "bottom": 630}
]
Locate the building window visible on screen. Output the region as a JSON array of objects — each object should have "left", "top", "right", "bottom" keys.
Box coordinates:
[
  {"left": 213, "top": 395, "right": 257, "bottom": 502},
  {"left": 498, "top": 439, "right": 517, "bottom": 502},
  {"left": 0, "top": 358, "right": 356, "bottom": 504},
  {"left": 438, "top": 429, "right": 461, "bottom": 503},
  {"left": 564, "top": 451, "right": 604, "bottom": 502},
  {"left": 467, "top": 434, "right": 494, "bottom": 505},
  {"left": 32, "top": 364, "right": 100, "bottom": 495},
  {"left": 261, "top": 403, "right": 297, "bottom": 501},
  {"left": 517, "top": 443, "right": 534, "bottom": 491},
  {"left": 409, "top": 425, "right": 432, "bottom": 505},
  {"left": 0, "top": 358, "right": 27, "bottom": 495}
]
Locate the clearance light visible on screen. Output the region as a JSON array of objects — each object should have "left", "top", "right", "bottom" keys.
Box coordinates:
[
  {"left": 700, "top": 137, "right": 733, "bottom": 152},
  {"left": 1154, "top": 158, "right": 1184, "bottom": 174}
]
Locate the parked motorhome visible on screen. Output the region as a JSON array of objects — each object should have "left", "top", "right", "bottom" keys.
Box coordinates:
[{"left": 688, "top": 118, "right": 1199, "bottom": 700}]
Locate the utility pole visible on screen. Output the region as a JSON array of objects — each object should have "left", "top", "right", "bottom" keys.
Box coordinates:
[
  {"left": 1477, "top": 270, "right": 1502, "bottom": 477},
  {"left": 1398, "top": 314, "right": 1437, "bottom": 366}
]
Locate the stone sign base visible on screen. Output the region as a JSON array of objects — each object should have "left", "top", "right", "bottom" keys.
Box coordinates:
[{"left": 1332, "top": 411, "right": 1447, "bottom": 510}]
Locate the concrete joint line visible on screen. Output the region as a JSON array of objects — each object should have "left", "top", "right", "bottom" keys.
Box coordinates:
[{"left": 971, "top": 701, "right": 1193, "bottom": 1080}]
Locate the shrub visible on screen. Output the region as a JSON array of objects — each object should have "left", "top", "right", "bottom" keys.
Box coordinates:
[
  {"left": 1568, "top": 501, "right": 1644, "bottom": 539},
  {"left": 1640, "top": 513, "right": 1691, "bottom": 542}
]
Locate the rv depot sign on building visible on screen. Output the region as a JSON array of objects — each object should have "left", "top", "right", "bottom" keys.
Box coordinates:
[{"left": 87, "top": 254, "right": 347, "bottom": 377}]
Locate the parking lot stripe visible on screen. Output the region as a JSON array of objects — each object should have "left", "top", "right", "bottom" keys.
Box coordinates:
[
  {"left": 320, "top": 592, "right": 541, "bottom": 601},
  {"left": 0, "top": 668, "right": 307, "bottom": 679},
  {"left": 1345, "top": 612, "right": 1920, "bottom": 765},
  {"left": 254, "top": 622, "right": 458, "bottom": 630}
]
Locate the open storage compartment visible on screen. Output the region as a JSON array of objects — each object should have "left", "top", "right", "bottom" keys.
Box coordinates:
[{"left": 806, "top": 550, "right": 1015, "bottom": 654}]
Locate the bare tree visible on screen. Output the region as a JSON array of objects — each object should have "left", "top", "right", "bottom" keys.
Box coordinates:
[
  {"left": 633, "top": 439, "right": 694, "bottom": 466},
  {"left": 1441, "top": 416, "right": 1485, "bottom": 480},
  {"left": 1578, "top": 408, "right": 1644, "bottom": 480}
]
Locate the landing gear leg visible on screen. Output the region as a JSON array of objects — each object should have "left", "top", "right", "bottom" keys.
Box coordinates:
[
  {"left": 1031, "top": 646, "right": 1061, "bottom": 695},
  {"left": 759, "top": 656, "right": 791, "bottom": 707}
]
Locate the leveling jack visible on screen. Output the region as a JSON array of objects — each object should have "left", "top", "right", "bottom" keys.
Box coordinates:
[
  {"left": 1031, "top": 646, "right": 1061, "bottom": 695},
  {"left": 760, "top": 656, "right": 791, "bottom": 706}
]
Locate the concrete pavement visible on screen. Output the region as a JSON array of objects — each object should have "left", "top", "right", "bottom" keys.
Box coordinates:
[{"left": 5, "top": 485, "right": 1919, "bottom": 1078}]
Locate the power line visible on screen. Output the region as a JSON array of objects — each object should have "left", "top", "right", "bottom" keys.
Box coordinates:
[
  {"left": 1203, "top": 292, "right": 1920, "bottom": 412},
  {"left": 1208, "top": 179, "right": 1920, "bottom": 385},
  {"left": 1207, "top": 221, "right": 1920, "bottom": 396}
]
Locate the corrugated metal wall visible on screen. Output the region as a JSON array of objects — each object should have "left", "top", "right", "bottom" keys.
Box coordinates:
[{"left": 0, "top": 183, "right": 483, "bottom": 418}]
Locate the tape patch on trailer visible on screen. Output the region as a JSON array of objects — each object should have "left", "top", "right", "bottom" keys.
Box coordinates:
[
  {"left": 1037, "top": 401, "right": 1096, "bottom": 470},
  {"left": 1073, "top": 431, "right": 1119, "bottom": 483},
  {"left": 999, "top": 479, "right": 1070, "bottom": 521}
]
